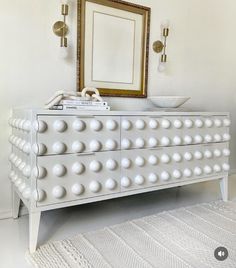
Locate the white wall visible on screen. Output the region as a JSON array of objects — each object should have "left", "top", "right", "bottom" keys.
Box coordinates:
[{"left": 0, "top": 0, "right": 236, "bottom": 217}]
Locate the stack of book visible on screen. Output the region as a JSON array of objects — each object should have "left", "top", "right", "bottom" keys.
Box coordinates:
[{"left": 50, "top": 99, "right": 110, "bottom": 111}]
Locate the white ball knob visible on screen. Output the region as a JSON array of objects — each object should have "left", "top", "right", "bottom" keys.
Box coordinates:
[
  {"left": 135, "top": 175, "right": 145, "bottom": 185},
  {"left": 19, "top": 140, "right": 26, "bottom": 150},
  {"left": 52, "top": 142, "right": 66, "bottom": 154},
  {"left": 204, "top": 165, "right": 212, "bottom": 174},
  {"left": 122, "top": 119, "right": 132, "bottom": 130},
  {"left": 184, "top": 152, "right": 193, "bottom": 161},
  {"left": 23, "top": 165, "right": 31, "bottom": 178},
  {"left": 213, "top": 149, "right": 222, "bottom": 158},
  {"left": 23, "top": 120, "right": 31, "bottom": 132},
  {"left": 135, "top": 138, "right": 145, "bottom": 148},
  {"left": 33, "top": 120, "right": 47, "bottom": 133},
  {"left": 161, "top": 136, "right": 170, "bottom": 146},
  {"left": 194, "top": 151, "right": 203, "bottom": 160},
  {"left": 12, "top": 174, "right": 18, "bottom": 182},
  {"left": 194, "top": 135, "right": 203, "bottom": 144},
  {"left": 105, "top": 139, "right": 117, "bottom": 150},
  {"left": 173, "top": 120, "right": 183, "bottom": 129},
  {"left": 33, "top": 166, "right": 47, "bottom": 179},
  {"left": 213, "top": 165, "right": 221, "bottom": 173},
  {"left": 23, "top": 143, "right": 31, "bottom": 154},
  {"left": 121, "top": 176, "right": 131, "bottom": 188},
  {"left": 223, "top": 118, "right": 231, "bottom": 127},
  {"left": 204, "top": 150, "right": 213, "bottom": 159},
  {"left": 148, "top": 173, "right": 158, "bottom": 183},
  {"left": 19, "top": 183, "right": 26, "bottom": 193},
  {"left": 161, "top": 119, "right": 171, "bottom": 129},
  {"left": 184, "top": 119, "right": 193, "bottom": 128},
  {"left": 223, "top": 148, "right": 230, "bottom": 156},
  {"left": 106, "top": 120, "right": 117, "bottom": 131},
  {"left": 135, "top": 156, "right": 145, "bottom": 167},
  {"left": 195, "top": 119, "right": 203, "bottom": 128},
  {"left": 194, "top": 167, "right": 202, "bottom": 176},
  {"left": 72, "top": 162, "right": 85, "bottom": 175},
  {"left": 149, "top": 119, "right": 158, "bottom": 129},
  {"left": 71, "top": 184, "right": 84, "bottom": 195},
  {"left": 161, "top": 171, "right": 170, "bottom": 181},
  {"left": 161, "top": 154, "right": 170, "bottom": 164},
  {"left": 122, "top": 138, "right": 132, "bottom": 149},
  {"left": 214, "top": 134, "right": 222, "bottom": 142},
  {"left": 214, "top": 119, "right": 222, "bottom": 127},
  {"left": 184, "top": 135, "right": 193, "bottom": 144},
  {"left": 33, "top": 143, "right": 47, "bottom": 155},
  {"left": 205, "top": 119, "right": 213, "bottom": 128},
  {"left": 172, "top": 153, "right": 182, "bottom": 162},
  {"left": 148, "top": 137, "right": 158, "bottom": 147},
  {"left": 135, "top": 119, "right": 146, "bottom": 130},
  {"left": 53, "top": 164, "right": 66, "bottom": 177},
  {"left": 222, "top": 163, "right": 230, "bottom": 172},
  {"left": 73, "top": 119, "right": 86, "bottom": 132},
  {"left": 72, "top": 141, "right": 85, "bottom": 153},
  {"left": 89, "top": 181, "right": 101, "bottom": 193},
  {"left": 52, "top": 186, "right": 66, "bottom": 199},
  {"left": 106, "top": 159, "right": 117, "bottom": 170},
  {"left": 183, "top": 168, "right": 192, "bottom": 177},
  {"left": 15, "top": 158, "right": 22, "bottom": 167},
  {"left": 18, "top": 161, "right": 26, "bottom": 171},
  {"left": 22, "top": 188, "right": 31, "bottom": 200},
  {"left": 90, "top": 119, "right": 102, "bottom": 131},
  {"left": 89, "top": 140, "right": 102, "bottom": 152},
  {"left": 33, "top": 189, "right": 46, "bottom": 202},
  {"left": 204, "top": 135, "right": 212, "bottom": 143},
  {"left": 223, "top": 133, "right": 231, "bottom": 141},
  {"left": 173, "top": 169, "right": 182, "bottom": 179},
  {"left": 89, "top": 160, "right": 102, "bottom": 172},
  {"left": 121, "top": 158, "right": 132, "bottom": 169},
  {"left": 148, "top": 155, "right": 158, "bottom": 165},
  {"left": 9, "top": 171, "right": 15, "bottom": 180},
  {"left": 105, "top": 179, "right": 117, "bottom": 190},
  {"left": 15, "top": 178, "right": 23, "bottom": 187},
  {"left": 53, "top": 120, "right": 67, "bottom": 132},
  {"left": 173, "top": 136, "right": 182, "bottom": 145}
]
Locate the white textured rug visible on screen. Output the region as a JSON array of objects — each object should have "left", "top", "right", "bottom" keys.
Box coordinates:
[{"left": 26, "top": 201, "right": 236, "bottom": 268}]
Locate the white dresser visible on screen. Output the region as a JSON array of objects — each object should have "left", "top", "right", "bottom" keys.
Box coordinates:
[{"left": 8, "top": 109, "right": 231, "bottom": 252}]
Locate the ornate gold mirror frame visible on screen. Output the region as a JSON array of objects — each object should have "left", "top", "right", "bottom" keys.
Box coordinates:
[{"left": 77, "top": 0, "right": 150, "bottom": 97}]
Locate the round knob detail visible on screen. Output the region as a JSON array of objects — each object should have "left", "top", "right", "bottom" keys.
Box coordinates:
[
  {"left": 90, "top": 119, "right": 102, "bottom": 131},
  {"left": 195, "top": 119, "right": 203, "bottom": 128},
  {"left": 214, "top": 134, "right": 222, "bottom": 142},
  {"left": 122, "top": 120, "right": 132, "bottom": 130},
  {"left": 121, "top": 139, "right": 132, "bottom": 149},
  {"left": 89, "top": 160, "right": 102, "bottom": 172},
  {"left": 72, "top": 162, "right": 85, "bottom": 175},
  {"left": 33, "top": 143, "right": 47, "bottom": 155},
  {"left": 194, "top": 151, "right": 203, "bottom": 160},
  {"left": 214, "top": 119, "right": 222, "bottom": 127},
  {"left": 121, "top": 176, "right": 131, "bottom": 188},
  {"left": 106, "top": 159, "right": 117, "bottom": 170},
  {"left": 33, "top": 166, "right": 47, "bottom": 179},
  {"left": 148, "top": 155, "right": 158, "bottom": 165},
  {"left": 53, "top": 120, "right": 67, "bottom": 132},
  {"left": 184, "top": 152, "right": 193, "bottom": 161},
  {"left": 204, "top": 135, "right": 213, "bottom": 143},
  {"left": 53, "top": 164, "right": 66, "bottom": 177},
  {"left": 52, "top": 142, "right": 66, "bottom": 154},
  {"left": 135, "top": 119, "right": 146, "bottom": 130},
  {"left": 33, "top": 120, "right": 47, "bottom": 133},
  {"left": 135, "top": 156, "right": 145, "bottom": 167},
  {"left": 73, "top": 119, "right": 86, "bottom": 132},
  {"left": 204, "top": 165, "right": 212, "bottom": 174},
  {"left": 161, "top": 171, "right": 170, "bottom": 181},
  {"left": 213, "top": 165, "right": 222, "bottom": 173},
  {"left": 105, "top": 179, "right": 117, "bottom": 190},
  {"left": 184, "top": 119, "right": 193, "bottom": 128},
  {"left": 205, "top": 119, "right": 213, "bottom": 128},
  {"left": 223, "top": 133, "right": 231, "bottom": 141},
  {"left": 161, "top": 154, "right": 170, "bottom": 164},
  {"left": 223, "top": 148, "right": 230, "bottom": 157},
  {"left": 173, "top": 169, "right": 182, "bottom": 179},
  {"left": 149, "top": 119, "right": 158, "bottom": 129},
  {"left": 72, "top": 141, "right": 85, "bottom": 153},
  {"left": 148, "top": 137, "right": 158, "bottom": 147},
  {"left": 194, "top": 135, "right": 203, "bottom": 144},
  {"left": 161, "top": 137, "right": 170, "bottom": 146},
  {"left": 161, "top": 119, "right": 171, "bottom": 129},
  {"left": 106, "top": 120, "right": 117, "bottom": 131},
  {"left": 194, "top": 167, "right": 202, "bottom": 176},
  {"left": 105, "top": 139, "right": 117, "bottom": 151},
  {"left": 213, "top": 149, "right": 222, "bottom": 158},
  {"left": 223, "top": 118, "right": 231, "bottom": 127},
  {"left": 222, "top": 163, "right": 230, "bottom": 172},
  {"left": 89, "top": 140, "right": 102, "bottom": 152},
  {"left": 33, "top": 189, "right": 46, "bottom": 202},
  {"left": 22, "top": 188, "right": 31, "bottom": 200},
  {"left": 135, "top": 175, "right": 145, "bottom": 185},
  {"left": 121, "top": 158, "right": 132, "bottom": 169},
  {"left": 173, "top": 136, "right": 182, "bottom": 146},
  {"left": 23, "top": 165, "right": 31, "bottom": 178},
  {"left": 71, "top": 184, "right": 84, "bottom": 195},
  {"left": 89, "top": 181, "right": 101, "bottom": 193},
  {"left": 184, "top": 135, "right": 193, "bottom": 144},
  {"left": 135, "top": 138, "right": 145, "bottom": 148},
  {"left": 148, "top": 173, "right": 158, "bottom": 183},
  {"left": 173, "top": 120, "right": 183, "bottom": 129},
  {"left": 52, "top": 186, "right": 66, "bottom": 199},
  {"left": 204, "top": 150, "right": 213, "bottom": 159},
  {"left": 183, "top": 168, "right": 192, "bottom": 178},
  {"left": 172, "top": 153, "right": 182, "bottom": 162}
]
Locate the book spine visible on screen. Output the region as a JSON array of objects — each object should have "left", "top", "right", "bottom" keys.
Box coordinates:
[
  {"left": 61, "top": 100, "right": 108, "bottom": 107},
  {"left": 63, "top": 105, "right": 110, "bottom": 111}
]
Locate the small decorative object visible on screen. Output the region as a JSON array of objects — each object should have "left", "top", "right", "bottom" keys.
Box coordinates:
[
  {"left": 153, "top": 20, "right": 170, "bottom": 72},
  {"left": 53, "top": 1, "right": 69, "bottom": 57},
  {"left": 78, "top": 0, "right": 150, "bottom": 97},
  {"left": 148, "top": 96, "right": 190, "bottom": 108},
  {"left": 45, "top": 88, "right": 111, "bottom": 110}
]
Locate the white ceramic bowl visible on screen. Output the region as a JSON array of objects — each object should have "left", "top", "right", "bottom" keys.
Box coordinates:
[{"left": 148, "top": 96, "right": 190, "bottom": 108}]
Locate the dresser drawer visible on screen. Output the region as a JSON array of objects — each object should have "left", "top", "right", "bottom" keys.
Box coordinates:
[
  {"left": 34, "top": 115, "right": 120, "bottom": 155},
  {"left": 120, "top": 143, "right": 229, "bottom": 192},
  {"left": 35, "top": 151, "right": 120, "bottom": 206}
]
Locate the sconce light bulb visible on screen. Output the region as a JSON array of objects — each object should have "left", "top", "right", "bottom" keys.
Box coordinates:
[
  {"left": 59, "top": 46, "right": 68, "bottom": 59},
  {"left": 60, "top": 0, "right": 69, "bottom": 4},
  {"left": 158, "top": 62, "right": 166, "bottom": 72},
  {"left": 161, "top": 19, "right": 170, "bottom": 28}
]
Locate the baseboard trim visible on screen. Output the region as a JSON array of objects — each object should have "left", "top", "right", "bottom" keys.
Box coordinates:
[{"left": 0, "top": 205, "right": 28, "bottom": 220}]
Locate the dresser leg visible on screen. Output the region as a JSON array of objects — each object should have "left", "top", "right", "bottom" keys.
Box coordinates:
[
  {"left": 12, "top": 188, "right": 21, "bottom": 219},
  {"left": 220, "top": 176, "right": 228, "bottom": 202},
  {"left": 29, "top": 212, "right": 41, "bottom": 253}
]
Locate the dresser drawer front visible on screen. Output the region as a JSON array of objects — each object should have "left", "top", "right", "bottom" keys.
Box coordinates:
[
  {"left": 120, "top": 143, "right": 229, "bottom": 192},
  {"left": 120, "top": 116, "right": 230, "bottom": 150},
  {"left": 35, "top": 115, "right": 120, "bottom": 155},
  {"left": 35, "top": 151, "right": 120, "bottom": 206}
]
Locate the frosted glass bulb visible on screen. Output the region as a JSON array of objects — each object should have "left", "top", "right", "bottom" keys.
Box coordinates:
[
  {"left": 148, "top": 173, "right": 158, "bottom": 183},
  {"left": 105, "top": 179, "right": 117, "bottom": 190},
  {"left": 121, "top": 176, "right": 131, "bottom": 188},
  {"left": 71, "top": 184, "right": 84, "bottom": 195},
  {"left": 58, "top": 46, "right": 68, "bottom": 59},
  {"left": 161, "top": 19, "right": 170, "bottom": 28},
  {"left": 158, "top": 62, "right": 166, "bottom": 72},
  {"left": 135, "top": 175, "right": 145, "bottom": 185}
]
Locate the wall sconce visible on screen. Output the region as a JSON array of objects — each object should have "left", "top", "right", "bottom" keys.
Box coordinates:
[
  {"left": 53, "top": 2, "right": 69, "bottom": 48},
  {"left": 153, "top": 20, "right": 170, "bottom": 72}
]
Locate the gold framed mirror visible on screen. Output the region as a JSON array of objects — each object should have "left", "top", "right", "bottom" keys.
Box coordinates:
[{"left": 77, "top": 0, "right": 150, "bottom": 97}]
